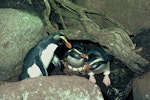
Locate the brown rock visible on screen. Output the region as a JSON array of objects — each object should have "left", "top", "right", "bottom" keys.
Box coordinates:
[{"left": 0, "top": 75, "right": 104, "bottom": 100}]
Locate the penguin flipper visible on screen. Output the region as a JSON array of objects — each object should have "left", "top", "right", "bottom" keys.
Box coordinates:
[
  {"left": 52, "top": 55, "right": 62, "bottom": 68},
  {"left": 35, "top": 57, "right": 48, "bottom": 76}
]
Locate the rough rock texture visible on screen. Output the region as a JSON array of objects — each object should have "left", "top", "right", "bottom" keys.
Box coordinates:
[
  {"left": 0, "top": 75, "right": 104, "bottom": 100},
  {"left": 78, "top": 0, "right": 150, "bottom": 35},
  {"left": 133, "top": 72, "right": 150, "bottom": 100},
  {"left": 0, "top": 8, "right": 45, "bottom": 81}
]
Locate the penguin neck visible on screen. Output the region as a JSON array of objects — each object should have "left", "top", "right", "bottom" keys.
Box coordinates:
[
  {"left": 40, "top": 43, "right": 58, "bottom": 69},
  {"left": 66, "top": 55, "right": 85, "bottom": 67}
]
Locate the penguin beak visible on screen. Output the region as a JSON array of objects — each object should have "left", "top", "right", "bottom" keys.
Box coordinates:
[
  {"left": 59, "top": 36, "right": 72, "bottom": 49},
  {"left": 81, "top": 53, "right": 89, "bottom": 59}
]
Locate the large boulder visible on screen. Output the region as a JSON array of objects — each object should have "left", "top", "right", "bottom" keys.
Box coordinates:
[
  {"left": 0, "top": 75, "right": 104, "bottom": 100},
  {"left": 0, "top": 8, "right": 45, "bottom": 81}
]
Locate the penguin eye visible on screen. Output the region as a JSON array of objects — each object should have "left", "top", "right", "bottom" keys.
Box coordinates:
[
  {"left": 57, "top": 39, "right": 64, "bottom": 45},
  {"left": 60, "top": 38, "right": 66, "bottom": 44}
]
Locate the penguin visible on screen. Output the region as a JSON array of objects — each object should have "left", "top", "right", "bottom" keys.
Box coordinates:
[
  {"left": 19, "top": 32, "right": 72, "bottom": 80},
  {"left": 83, "top": 46, "right": 113, "bottom": 86},
  {"left": 63, "top": 42, "right": 88, "bottom": 72}
]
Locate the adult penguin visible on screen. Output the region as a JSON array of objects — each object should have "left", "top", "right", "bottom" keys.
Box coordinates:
[
  {"left": 83, "top": 46, "right": 113, "bottom": 86},
  {"left": 63, "top": 42, "right": 88, "bottom": 72},
  {"left": 19, "top": 32, "right": 72, "bottom": 80}
]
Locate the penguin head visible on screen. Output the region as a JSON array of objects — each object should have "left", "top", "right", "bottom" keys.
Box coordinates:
[
  {"left": 52, "top": 32, "right": 72, "bottom": 49},
  {"left": 65, "top": 42, "right": 88, "bottom": 67},
  {"left": 87, "top": 46, "right": 113, "bottom": 62},
  {"left": 87, "top": 55, "right": 105, "bottom": 70},
  {"left": 86, "top": 46, "right": 113, "bottom": 71}
]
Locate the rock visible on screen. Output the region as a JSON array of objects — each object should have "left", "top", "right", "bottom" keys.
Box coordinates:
[
  {"left": 0, "top": 8, "right": 45, "bottom": 81},
  {"left": 0, "top": 75, "right": 104, "bottom": 100},
  {"left": 133, "top": 72, "right": 150, "bottom": 100},
  {"left": 76, "top": 0, "right": 150, "bottom": 35}
]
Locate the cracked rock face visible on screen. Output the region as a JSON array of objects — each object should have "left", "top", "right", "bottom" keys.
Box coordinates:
[
  {"left": 0, "top": 75, "right": 104, "bottom": 100},
  {"left": 0, "top": 8, "right": 45, "bottom": 81}
]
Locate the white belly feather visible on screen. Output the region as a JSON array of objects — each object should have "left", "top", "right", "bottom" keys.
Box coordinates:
[
  {"left": 40, "top": 43, "right": 58, "bottom": 69},
  {"left": 28, "top": 63, "right": 43, "bottom": 77}
]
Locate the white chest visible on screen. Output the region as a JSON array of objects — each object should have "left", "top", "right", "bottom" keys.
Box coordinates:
[{"left": 40, "top": 43, "right": 58, "bottom": 69}]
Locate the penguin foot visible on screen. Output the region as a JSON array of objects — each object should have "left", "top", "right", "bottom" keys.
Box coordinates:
[
  {"left": 102, "top": 75, "right": 111, "bottom": 87},
  {"left": 89, "top": 75, "right": 96, "bottom": 84}
]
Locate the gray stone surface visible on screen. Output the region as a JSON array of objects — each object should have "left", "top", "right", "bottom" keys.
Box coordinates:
[
  {"left": 0, "top": 8, "right": 45, "bottom": 81},
  {"left": 76, "top": 0, "right": 150, "bottom": 34},
  {"left": 133, "top": 72, "right": 150, "bottom": 100},
  {"left": 0, "top": 75, "right": 104, "bottom": 100}
]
